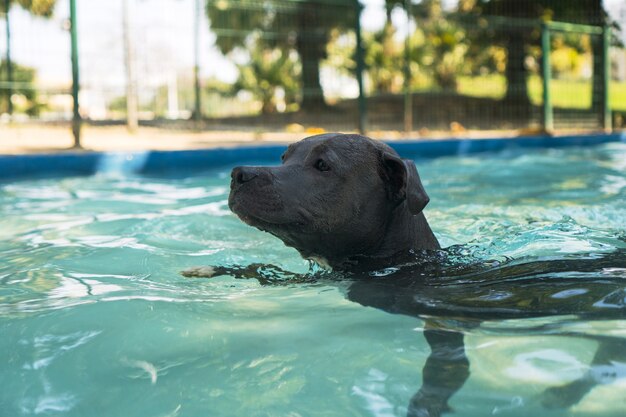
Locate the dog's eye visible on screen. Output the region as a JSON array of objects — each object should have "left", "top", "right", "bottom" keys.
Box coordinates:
[{"left": 315, "top": 159, "right": 330, "bottom": 172}]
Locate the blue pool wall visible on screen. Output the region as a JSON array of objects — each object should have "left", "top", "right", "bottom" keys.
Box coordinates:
[{"left": 1, "top": 132, "right": 625, "bottom": 180}]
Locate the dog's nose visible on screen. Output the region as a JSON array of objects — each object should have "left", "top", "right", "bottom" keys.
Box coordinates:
[{"left": 232, "top": 167, "right": 259, "bottom": 185}]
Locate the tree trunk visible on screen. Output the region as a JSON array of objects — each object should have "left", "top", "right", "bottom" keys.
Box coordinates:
[
  {"left": 500, "top": 30, "right": 531, "bottom": 124},
  {"left": 588, "top": 0, "right": 606, "bottom": 122},
  {"left": 591, "top": 34, "right": 605, "bottom": 117},
  {"left": 505, "top": 31, "right": 530, "bottom": 107},
  {"left": 296, "top": 1, "right": 328, "bottom": 112}
]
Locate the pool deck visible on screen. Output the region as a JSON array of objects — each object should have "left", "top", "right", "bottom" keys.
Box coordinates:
[
  {"left": 0, "top": 125, "right": 303, "bottom": 155},
  {"left": 0, "top": 124, "right": 565, "bottom": 155}
]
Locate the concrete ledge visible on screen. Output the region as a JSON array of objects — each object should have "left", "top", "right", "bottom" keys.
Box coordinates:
[{"left": 1, "top": 132, "right": 625, "bottom": 180}]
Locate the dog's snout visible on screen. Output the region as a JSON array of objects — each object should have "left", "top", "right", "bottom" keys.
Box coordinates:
[{"left": 232, "top": 167, "right": 259, "bottom": 185}]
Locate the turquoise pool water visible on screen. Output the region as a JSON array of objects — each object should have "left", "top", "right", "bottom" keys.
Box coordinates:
[{"left": 1, "top": 142, "right": 625, "bottom": 416}]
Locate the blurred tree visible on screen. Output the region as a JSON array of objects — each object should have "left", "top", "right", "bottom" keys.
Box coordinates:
[
  {"left": 233, "top": 42, "right": 300, "bottom": 113},
  {"left": 469, "top": 0, "right": 612, "bottom": 111},
  {"left": 207, "top": 0, "right": 356, "bottom": 112},
  {"left": 332, "top": 0, "right": 468, "bottom": 93},
  {"left": 412, "top": 0, "right": 442, "bottom": 20},
  {"left": 2, "top": 0, "right": 56, "bottom": 116},
  {"left": 423, "top": 22, "right": 468, "bottom": 89},
  {"left": 411, "top": 0, "right": 468, "bottom": 90},
  {"left": 364, "top": 22, "right": 403, "bottom": 93},
  {"left": 0, "top": 0, "right": 56, "bottom": 16},
  {"left": 0, "top": 60, "right": 42, "bottom": 115},
  {"left": 550, "top": 33, "right": 590, "bottom": 79}
]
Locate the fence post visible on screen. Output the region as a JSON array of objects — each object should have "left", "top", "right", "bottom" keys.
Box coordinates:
[
  {"left": 4, "top": 0, "right": 13, "bottom": 116},
  {"left": 354, "top": 0, "right": 366, "bottom": 135},
  {"left": 122, "top": 0, "right": 138, "bottom": 133},
  {"left": 70, "top": 0, "right": 81, "bottom": 147},
  {"left": 602, "top": 24, "right": 612, "bottom": 132},
  {"left": 403, "top": 0, "right": 412, "bottom": 135},
  {"left": 193, "top": 0, "right": 202, "bottom": 123},
  {"left": 541, "top": 23, "right": 553, "bottom": 133}
]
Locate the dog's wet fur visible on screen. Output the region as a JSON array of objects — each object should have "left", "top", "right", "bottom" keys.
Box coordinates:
[
  {"left": 183, "top": 133, "right": 626, "bottom": 417},
  {"left": 228, "top": 133, "right": 439, "bottom": 270}
]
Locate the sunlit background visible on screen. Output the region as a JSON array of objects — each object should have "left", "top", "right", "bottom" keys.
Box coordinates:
[{"left": 1, "top": 0, "right": 626, "bottom": 147}]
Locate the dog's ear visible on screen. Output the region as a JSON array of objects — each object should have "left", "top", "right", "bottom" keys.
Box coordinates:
[{"left": 381, "top": 152, "right": 430, "bottom": 214}]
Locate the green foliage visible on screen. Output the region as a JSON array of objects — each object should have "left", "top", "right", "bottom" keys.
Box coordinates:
[
  {"left": 207, "top": 0, "right": 354, "bottom": 53},
  {"left": 1, "top": 0, "right": 56, "bottom": 16},
  {"left": 0, "top": 60, "right": 43, "bottom": 115},
  {"left": 474, "top": 0, "right": 608, "bottom": 25},
  {"left": 359, "top": 0, "right": 469, "bottom": 93},
  {"left": 233, "top": 42, "right": 300, "bottom": 113},
  {"left": 1, "top": 0, "right": 55, "bottom": 116},
  {"left": 363, "top": 22, "right": 403, "bottom": 94},
  {"left": 206, "top": 0, "right": 357, "bottom": 110},
  {"left": 417, "top": 17, "right": 468, "bottom": 89},
  {"left": 457, "top": 0, "right": 612, "bottom": 106},
  {"left": 322, "top": 0, "right": 613, "bottom": 101},
  {"left": 545, "top": 33, "right": 592, "bottom": 81},
  {"left": 412, "top": 0, "right": 443, "bottom": 20}
]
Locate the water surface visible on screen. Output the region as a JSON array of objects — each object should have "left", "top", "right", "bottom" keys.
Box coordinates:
[{"left": 1, "top": 143, "right": 625, "bottom": 416}]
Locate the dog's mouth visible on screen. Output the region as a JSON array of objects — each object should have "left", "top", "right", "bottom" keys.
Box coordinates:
[
  {"left": 233, "top": 206, "right": 304, "bottom": 228},
  {"left": 228, "top": 189, "right": 307, "bottom": 230}
]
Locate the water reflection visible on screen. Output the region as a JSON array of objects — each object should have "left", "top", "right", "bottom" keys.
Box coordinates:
[
  {"left": 18, "top": 331, "right": 101, "bottom": 415},
  {"left": 205, "top": 248, "right": 626, "bottom": 416},
  {"left": 353, "top": 249, "right": 626, "bottom": 416}
]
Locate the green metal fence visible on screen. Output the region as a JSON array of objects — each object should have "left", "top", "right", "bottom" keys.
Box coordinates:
[{"left": 1, "top": 0, "right": 625, "bottom": 145}]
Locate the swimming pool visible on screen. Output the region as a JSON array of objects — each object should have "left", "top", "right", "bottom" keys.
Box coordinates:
[{"left": 1, "top": 136, "right": 625, "bottom": 416}]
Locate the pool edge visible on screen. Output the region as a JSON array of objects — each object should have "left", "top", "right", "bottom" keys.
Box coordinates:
[{"left": 1, "top": 132, "right": 625, "bottom": 180}]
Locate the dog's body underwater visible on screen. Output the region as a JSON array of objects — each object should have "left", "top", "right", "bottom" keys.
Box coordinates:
[{"left": 182, "top": 133, "right": 626, "bottom": 417}]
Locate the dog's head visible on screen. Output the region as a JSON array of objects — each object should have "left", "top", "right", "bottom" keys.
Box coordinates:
[{"left": 228, "top": 133, "right": 430, "bottom": 264}]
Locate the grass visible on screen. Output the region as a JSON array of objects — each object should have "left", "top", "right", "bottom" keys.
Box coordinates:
[{"left": 457, "top": 74, "right": 626, "bottom": 110}]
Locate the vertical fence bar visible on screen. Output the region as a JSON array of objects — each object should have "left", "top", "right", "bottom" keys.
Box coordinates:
[
  {"left": 541, "top": 23, "right": 553, "bottom": 133},
  {"left": 354, "top": 0, "right": 366, "bottom": 134},
  {"left": 403, "top": 0, "right": 412, "bottom": 135},
  {"left": 602, "top": 24, "right": 612, "bottom": 131},
  {"left": 70, "top": 0, "right": 81, "bottom": 147},
  {"left": 4, "top": 0, "right": 13, "bottom": 116},
  {"left": 123, "top": 0, "right": 138, "bottom": 133},
  {"left": 193, "top": 0, "right": 202, "bottom": 122}
]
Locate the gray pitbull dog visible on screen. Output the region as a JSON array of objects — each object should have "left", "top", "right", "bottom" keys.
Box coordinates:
[
  {"left": 228, "top": 132, "right": 439, "bottom": 269},
  {"left": 183, "top": 133, "right": 626, "bottom": 417}
]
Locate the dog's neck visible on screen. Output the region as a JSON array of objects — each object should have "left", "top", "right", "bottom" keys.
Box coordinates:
[
  {"left": 371, "top": 204, "right": 440, "bottom": 259},
  {"left": 320, "top": 204, "right": 440, "bottom": 271}
]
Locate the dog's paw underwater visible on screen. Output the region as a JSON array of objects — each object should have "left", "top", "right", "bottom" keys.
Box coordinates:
[{"left": 180, "top": 266, "right": 217, "bottom": 278}]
